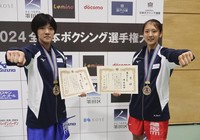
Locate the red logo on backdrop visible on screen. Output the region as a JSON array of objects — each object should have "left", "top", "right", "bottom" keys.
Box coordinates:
[
  {"left": 84, "top": 4, "right": 104, "bottom": 10},
  {"left": 0, "top": 119, "right": 19, "bottom": 127}
]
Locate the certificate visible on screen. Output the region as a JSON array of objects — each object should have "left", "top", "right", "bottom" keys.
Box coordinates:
[
  {"left": 97, "top": 66, "right": 138, "bottom": 94},
  {"left": 58, "top": 67, "right": 95, "bottom": 99}
]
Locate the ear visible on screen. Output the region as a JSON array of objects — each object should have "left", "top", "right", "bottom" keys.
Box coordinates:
[{"left": 159, "top": 33, "right": 163, "bottom": 38}]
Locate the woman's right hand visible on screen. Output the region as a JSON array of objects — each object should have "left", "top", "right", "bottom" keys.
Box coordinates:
[
  {"left": 6, "top": 50, "right": 26, "bottom": 66},
  {"left": 112, "top": 91, "right": 121, "bottom": 97}
]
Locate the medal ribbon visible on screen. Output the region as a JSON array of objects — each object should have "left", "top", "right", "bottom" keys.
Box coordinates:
[
  {"left": 144, "top": 44, "right": 160, "bottom": 84},
  {"left": 42, "top": 47, "right": 58, "bottom": 81}
]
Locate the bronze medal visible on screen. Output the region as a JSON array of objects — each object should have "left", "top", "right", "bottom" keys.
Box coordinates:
[
  {"left": 142, "top": 85, "right": 151, "bottom": 95},
  {"left": 143, "top": 45, "right": 160, "bottom": 96},
  {"left": 53, "top": 80, "right": 60, "bottom": 96}
]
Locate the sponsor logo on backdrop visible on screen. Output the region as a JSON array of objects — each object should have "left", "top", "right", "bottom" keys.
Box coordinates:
[
  {"left": 0, "top": 62, "right": 16, "bottom": 72},
  {"left": 82, "top": 114, "right": 106, "bottom": 132},
  {"left": 25, "top": 0, "right": 40, "bottom": 9},
  {"left": 87, "top": 96, "right": 101, "bottom": 104},
  {"left": 83, "top": 117, "right": 104, "bottom": 123},
  {"left": 0, "top": 62, "right": 6, "bottom": 68},
  {"left": 148, "top": 2, "right": 153, "bottom": 8},
  {"left": 0, "top": 1, "right": 16, "bottom": 20},
  {"left": 53, "top": 0, "right": 75, "bottom": 18},
  {"left": 112, "top": 1, "right": 133, "bottom": 16},
  {"left": 111, "top": 94, "right": 131, "bottom": 103},
  {"left": 114, "top": 109, "right": 128, "bottom": 129},
  {"left": 68, "top": 122, "right": 76, "bottom": 127},
  {"left": 25, "top": 0, "right": 41, "bottom": 19},
  {"left": 0, "top": 90, "right": 18, "bottom": 100},
  {"left": 83, "top": 55, "right": 104, "bottom": 76},
  {"left": 0, "top": 2, "right": 14, "bottom": 9},
  {"left": 139, "top": 2, "right": 161, "bottom": 16},
  {"left": 84, "top": 4, "right": 104, "bottom": 10},
  {"left": 67, "top": 115, "right": 77, "bottom": 127},
  {"left": 0, "top": 118, "right": 19, "bottom": 127}
]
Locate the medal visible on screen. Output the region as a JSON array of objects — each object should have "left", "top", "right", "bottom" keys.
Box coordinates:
[
  {"left": 142, "top": 83, "right": 151, "bottom": 95},
  {"left": 53, "top": 80, "right": 60, "bottom": 96},
  {"left": 42, "top": 47, "right": 60, "bottom": 96},
  {"left": 143, "top": 45, "right": 160, "bottom": 96}
]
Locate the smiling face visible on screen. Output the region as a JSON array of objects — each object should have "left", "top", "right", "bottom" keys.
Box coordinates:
[
  {"left": 143, "top": 21, "right": 162, "bottom": 50},
  {"left": 37, "top": 24, "right": 55, "bottom": 50}
]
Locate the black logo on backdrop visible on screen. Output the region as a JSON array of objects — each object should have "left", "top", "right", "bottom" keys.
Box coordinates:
[
  {"left": 114, "top": 109, "right": 127, "bottom": 121},
  {"left": 83, "top": 55, "right": 104, "bottom": 76},
  {"left": 25, "top": 0, "right": 41, "bottom": 10},
  {"left": 111, "top": 94, "right": 131, "bottom": 103},
  {"left": 52, "top": 0, "right": 75, "bottom": 18}
]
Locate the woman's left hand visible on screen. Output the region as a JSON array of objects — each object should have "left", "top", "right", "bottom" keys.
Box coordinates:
[
  {"left": 178, "top": 51, "right": 194, "bottom": 67},
  {"left": 78, "top": 92, "right": 87, "bottom": 97}
]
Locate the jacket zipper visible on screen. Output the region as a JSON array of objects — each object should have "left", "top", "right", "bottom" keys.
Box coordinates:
[
  {"left": 142, "top": 94, "right": 144, "bottom": 120},
  {"left": 56, "top": 96, "right": 58, "bottom": 122}
]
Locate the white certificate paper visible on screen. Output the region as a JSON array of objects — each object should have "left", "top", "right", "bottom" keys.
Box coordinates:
[
  {"left": 97, "top": 66, "right": 138, "bottom": 94},
  {"left": 58, "top": 67, "right": 95, "bottom": 99}
]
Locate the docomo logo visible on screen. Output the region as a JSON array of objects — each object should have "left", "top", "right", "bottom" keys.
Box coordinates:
[{"left": 84, "top": 5, "right": 103, "bottom": 10}]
